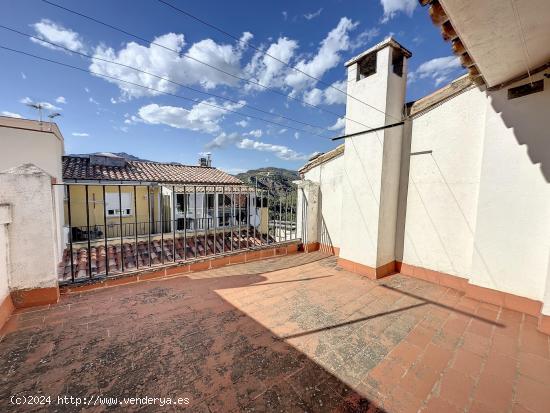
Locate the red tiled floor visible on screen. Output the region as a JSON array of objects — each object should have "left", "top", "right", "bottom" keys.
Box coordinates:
[{"left": 1, "top": 252, "right": 549, "bottom": 412}]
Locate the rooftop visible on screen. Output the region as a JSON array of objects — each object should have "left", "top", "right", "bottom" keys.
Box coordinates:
[
  {"left": 345, "top": 37, "right": 412, "bottom": 67},
  {"left": 62, "top": 155, "right": 243, "bottom": 185},
  {"left": 2, "top": 252, "right": 549, "bottom": 412}
]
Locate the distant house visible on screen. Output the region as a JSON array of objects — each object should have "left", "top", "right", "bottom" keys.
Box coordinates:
[{"left": 60, "top": 152, "right": 267, "bottom": 280}]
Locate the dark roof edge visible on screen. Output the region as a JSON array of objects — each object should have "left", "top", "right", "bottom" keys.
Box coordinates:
[{"left": 299, "top": 144, "right": 345, "bottom": 174}]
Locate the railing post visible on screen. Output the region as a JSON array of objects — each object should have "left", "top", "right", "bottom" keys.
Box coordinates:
[
  {"left": 172, "top": 185, "right": 176, "bottom": 262},
  {"left": 118, "top": 185, "right": 124, "bottom": 272},
  {"left": 66, "top": 185, "right": 75, "bottom": 282},
  {"left": 285, "top": 189, "right": 289, "bottom": 242},
  {"left": 204, "top": 185, "right": 208, "bottom": 257},
  {"left": 102, "top": 185, "right": 108, "bottom": 276},
  {"left": 222, "top": 186, "right": 225, "bottom": 254},
  {"left": 213, "top": 185, "right": 217, "bottom": 255},
  {"left": 194, "top": 185, "right": 198, "bottom": 259},
  {"left": 134, "top": 185, "right": 138, "bottom": 269},
  {"left": 147, "top": 185, "right": 152, "bottom": 267},
  {"left": 183, "top": 185, "right": 187, "bottom": 260},
  {"left": 160, "top": 186, "right": 164, "bottom": 264},
  {"left": 85, "top": 185, "right": 92, "bottom": 278}
]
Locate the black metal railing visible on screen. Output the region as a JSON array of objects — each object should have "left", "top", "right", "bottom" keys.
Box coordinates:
[{"left": 59, "top": 183, "right": 299, "bottom": 283}]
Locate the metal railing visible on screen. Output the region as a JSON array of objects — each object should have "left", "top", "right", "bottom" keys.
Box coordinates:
[{"left": 59, "top": 183, "right": 299, "bottom": 283}]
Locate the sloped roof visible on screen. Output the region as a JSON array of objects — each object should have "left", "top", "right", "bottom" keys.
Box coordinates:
[
  {"left": 62, "top": 156, "right": 243, "bottom": 185},
  {"left": 299, "top": 144, "right": 345, "bottom": 174}
]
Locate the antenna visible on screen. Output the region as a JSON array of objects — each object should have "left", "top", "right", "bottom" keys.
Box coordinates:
[
  {"left": 47, "top": 112, "right": 61, "bottom": 131},
  {"left": 26, "top": 101, "right": 45, "bottom": 122}
]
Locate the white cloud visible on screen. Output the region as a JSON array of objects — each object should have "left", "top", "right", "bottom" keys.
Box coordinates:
[
  {"left": 323, "top": 79, "right": 347, "bottom": 105},
  {"left": 278, "top": 128, "right": 287, "bottom": 134},
  {"left": 30, "top": 19, "right": 85, "bottom": 52},
  {"left": 244, "top": 37, "right": 298, "bottom": 91},
  {"left": 247, "top": 129, "right": 263, "bottom": 138},
  {"left": 84, "top": 87, "right": 90, "bottom": 93},
  {"left": 137, "top": 99, "right": 246, "bottom": 134},
  {"left": 72, "top": 132, "right": 89, "bottom": 137},
  {"left": 294, "top": 132, "right": 300, "bottom": 140},
  {"left": 282, "top": 11, "right": 288, "bottom": 21},
  {"left": 21, "top": 72, "right": 26, "bottom": 80},
  {"left": 328, "top": 117, "right": 345, "bottom": 131},
  {"left": 303, "top": 79, "right": 347, "bottom": 106},
  {"left": 20, "top": 97, "right": 61, "bottom": 111},
  {"left": 380, "top": 0, "right": 417, "bottom": 23},
  {"left": 205, "top": 132, "right": 240, "bottom": 149},
  {"left": 89, "top": 97, "right": 100, "bottom": 105},
  {"left": 237, "top": 138, "right": 308, "bottom": 161},
  {"left": 235, "top": 120, "right": 248, "bottom": 127},
  {"left": 350, "top": 28, "right": 380, "bottom": 51},
  {"left": 55, "top": 96, "right": 66, "bottom": 104},
  {"left": 304, "top": 8, "right": 323, "bottom": 20},
  {"left": 303, "top": 88, "right": 323, "bottom": 106},
  {"left": 91, "top": 32, "right": 249, "bottom": 99},
  {"left": 1, "top": 111, "right": 23, "bottom": 118},
  {"left": 285, "top": 17, "right": 358, "bottom": 93},
  {"left": 409, "top": 56, "right": 462, "bottom": 86}
]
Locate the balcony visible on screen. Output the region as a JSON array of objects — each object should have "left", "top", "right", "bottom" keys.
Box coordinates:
[{"left": 2, "top": 252, "right": 549, "bottom": 412}]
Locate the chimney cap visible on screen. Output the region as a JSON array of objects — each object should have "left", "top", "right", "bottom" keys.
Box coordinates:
[{"left": 345, "top": 37, "right": 412, "bottom": 68}]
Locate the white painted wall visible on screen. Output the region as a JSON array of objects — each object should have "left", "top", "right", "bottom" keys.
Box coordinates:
[
  {"left": 0, "top": 118, "right": 65, "bottom": 262},
  {"left": 0, "top": 205, "right": 11, "bottom": 304},
  {"left": 0, "top": 164, "right": 59, "bottom": 291},
  {"left": 401, "top": 71, "right": 550, "bottom": 311},
  {"left": 303, "top": 153, "right": 344, "bottom": 248},
  {"left": 401, "top": 84, "right": 486, "bottom": 277},
  {"left": 470, "top": 71, "right": 550, "bottom": 305},
  {"left": 339, "top": 42, "right": 408, "bottom": 268}
]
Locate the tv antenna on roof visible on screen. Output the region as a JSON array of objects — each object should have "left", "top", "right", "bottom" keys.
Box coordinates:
[{"left": 25, "top": 101, "right": 46, "bottom": 123}]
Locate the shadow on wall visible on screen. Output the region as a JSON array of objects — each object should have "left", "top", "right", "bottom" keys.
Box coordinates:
[{"left": 488, "top": 74, "right": 550, "bottom": 182}]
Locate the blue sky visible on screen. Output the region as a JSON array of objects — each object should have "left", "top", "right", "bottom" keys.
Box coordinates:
[{"left": 0, "top": 0, "right": 465, "bottom": 173}]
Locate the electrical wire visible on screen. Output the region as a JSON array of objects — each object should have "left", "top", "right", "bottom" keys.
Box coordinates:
[
  {"left": 0, "top": 24, "right": 334, "bottom": 135},
  {"left": 0, "top": 45, "right": 332, "bottom": 139},
  {"left": 157, "top": 0, "right": 401, "bottom": 122},
  {"left": 40, "top": 0, "right": 374, "bottom": 130}
]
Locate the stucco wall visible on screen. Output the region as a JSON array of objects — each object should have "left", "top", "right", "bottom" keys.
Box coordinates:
[
  {"left": 0, "top": 164, "right": 59, "bottom": 290},
  {"left": 402, "top": 72, "right": 550, "bottom": 309},
  {"left": 401, "top": 84, "right": 486, "bottom": 277},
  {"left": 470, "top": 72, "right": 550, "bottom": 305},
  {"left": 0, "top": 122, "right": 65, "bottom": 262},
  {"left": 303, "top": 153, "right": 344, "bottom": 248},
  {"left": 0, "top": 205, "right": 10, "bottom": 304}
]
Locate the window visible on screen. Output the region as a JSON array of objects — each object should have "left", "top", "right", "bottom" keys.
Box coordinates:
[
  {"left": 357, "top": 52, "right": 377, "bottom": 81},
  {"left": 392, "top": 49, "right": 404, "bottom": 77},
  {"left": 176, "top": 193, "right": 190, "bottom": 214},
  {"left": 105, "top": 192, "right": 133, "bottom": 217}
]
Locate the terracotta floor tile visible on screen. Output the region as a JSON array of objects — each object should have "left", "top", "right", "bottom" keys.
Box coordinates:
[
  {"left": 0, "top": 252, "right": 548, "bottom": 412},
  {"left": 515, "top": 375, "right": 550, "bottom": 413}
]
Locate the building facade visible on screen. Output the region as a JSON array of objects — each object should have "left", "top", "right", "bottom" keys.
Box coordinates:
[{"left": 297, "top": 37, "right": 550, "bottom": 332}]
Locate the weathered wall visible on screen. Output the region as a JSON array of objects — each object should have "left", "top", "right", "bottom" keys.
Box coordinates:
[
  {"left": 0, "top": 120, "right": 65, "bottom": 262},
  {"left": 0, "top": 164, "right": 59, "bottom": 291},
  {"left": 0, "top": 205, "right": 10, "bottom": 304},
  {"left": 303, "top": 153, "right": 344, "bottom": 249}
]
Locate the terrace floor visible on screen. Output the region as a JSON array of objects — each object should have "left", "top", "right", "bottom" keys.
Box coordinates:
[{"left": 1, "top": 252, "right": 549, "bottom": 412}]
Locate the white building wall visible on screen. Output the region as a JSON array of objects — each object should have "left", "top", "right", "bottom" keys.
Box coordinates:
[
  {"left": 401, "top": 84, "right": 486, "bottom": 277},
  {"left": 303, "top": 153, "right": 344, "bottom": 248},
  {"left": 0, "top": 164, "right": 59, "bottom": 291},
  {"left": 0, "top": 119, "right": 65, "bottom": 262},
  {"left": 0, "top": 205, "right": 10, "bottom": 305},
  {"left": 470, "top": 72, "right": 550, "bottom": 304},
  {"left": 402, "top": 71, "right": 550, "bottom": 309}
]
